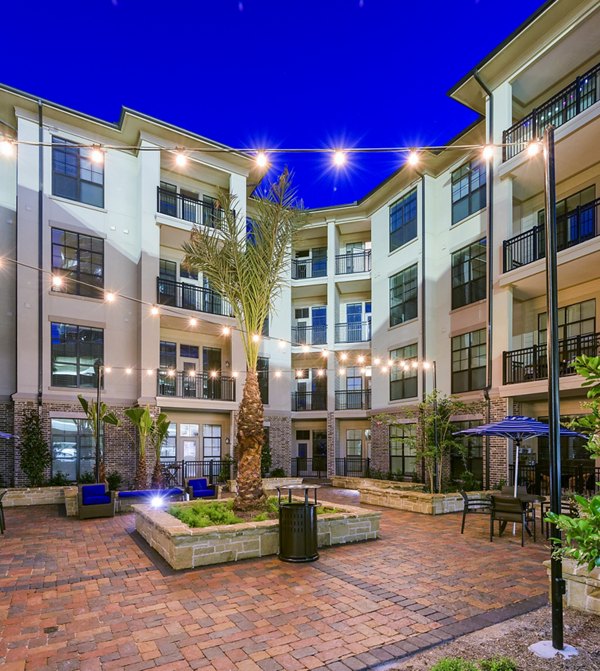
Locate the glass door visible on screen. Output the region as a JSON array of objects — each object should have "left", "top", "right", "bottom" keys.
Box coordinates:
[
  {"left": 312, "top": 306, "right": 327, "bottom": 345},
  {"left": 203, "top": 347, "right": 221, "bottom": 399}
]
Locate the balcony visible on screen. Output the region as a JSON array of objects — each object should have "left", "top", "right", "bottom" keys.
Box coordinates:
[
  {"left": 335, "top": 250, "right": 371, "bottom": 275},
  {"left": 335, "top": 321, "right": 371, "bottom": 344},
  {"left": 291, "top": 391, "right": 327, "bottom": 411},
  {"left": 503, "top": 61, "right": 600, "bottom": 161},
  {"left": 291, "top": 258, "right": 327, "bottom": 280},
  {"left": 157, "top": 187, "right": 224, "bottom": 228},
  {"left": 291, "top": 324, "right": 327, "bottom": 346},
  {"left": 157, "top": 370, "right": 236, "bottom": 401},
  {"left": 503, "top": 198, "right": 600, "bottom": 272},
  {"left": 157, "top": 277, "right": 233, "bottom": 317},
  {"left": 335, "top": 390, "right": 371, "bottom": 410},
  {"left": 502, "top": 332, "right": 600, "bottom": 385}
]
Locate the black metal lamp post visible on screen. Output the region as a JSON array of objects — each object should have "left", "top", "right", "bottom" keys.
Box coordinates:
[{"left": 93, "top": 359, "right": 103, "bottom": 483}]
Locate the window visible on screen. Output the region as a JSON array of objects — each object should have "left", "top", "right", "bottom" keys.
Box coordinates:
[
  {"left": 180, "top": 344, "right": 199, "bottom": 359},
  {"left": 180, "top": 264, "right": 198, "bottom": 280},
  {"left": 160, "top": 424, "right": 177, "bottom": 460},
  {"left": 451, "top": 329, "right": 486, "bottom": 393},
  {"left": 451, "top": 420, "right": 483, "bottom": 487},
  {"left": 451, "top": 159, "right": 486, "bottom": 224},
  {"left": 451, "top": 238, "right": 486, "bottom": 309},
  {"left": 203, "top": 425, "right": 222, "bottom": 460},
  {"left": 51, "top": 323, "right": 103, "bottom": 388},
  {"left": 51, "top": 418, "right": 95, "bottom": 481},
  {"left": 389, "top": 344, "right": 418, "bottom": 400},
  {"left": 311, "top": 248, "right": 327, "bottom": 277},
  {"left": 52, "top": 137, "right": 104, "bottom": 207},
  {"left": 159, "top": 259, "right": 177, "bottom": 280},
  {"left": 537, "top": 186, "right": 596, "bottom": 247},
  {"left": 389, "top": 424, "right": 416, "bottom": 476},
  {"left": 538, "top": 299, "right": 595, "bottom": 344},
  {"left": 51, "top": 228, "right": 104, "bottom": 298},
  {"left": 262, "top": 315, "right": 270, "bottom": 337},
  {"left": 346, "top": 429, "right": 362, "bottom": 457},
  {"left": 389, "top": 189, "right": 417, "bottom": 252},
  {"left": 258, "top": 356, "right": 269, "bottom": 405},
  {"left": 160, "top": 341, "right": 177, "bottom": 369},
  {"left": 390, "top": 264, "right": 418, "bottom": 326}
]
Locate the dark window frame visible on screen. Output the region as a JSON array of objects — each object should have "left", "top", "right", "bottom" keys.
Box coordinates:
[
  {"left": 451, "top": 420, "right": 483, "bottom": 487},
  {"left": 389, "top": 344, "right": 418, "bottom": 400},
  {"left": 51, "top": 322, "right": 104, "bottom": 388},
  {"left": 538, "top": 298, "right": 596, "bottom": 345},
  {"left": 257, "top": 356, "right": 269, "bottom": 405},
  {"left": 389, "top": 264, "right": 418, "bottom": 326},
  {"left": 51, "top": 227, "right": 104, "bottom": 298},
  {"left": 389, "top": 423, "right": 417, "bottom": 476},
  {"left": 52, "top": 136, "right": 105, "bottom": 208},
  {"left": 389, "top": 188, "right": 417, "bottom": 252},
  {"left": 451, "top": 238, "right": 487, "bottom": 309},
  {"left": 451, "top": 159, "right": 486, "bottom": 225},
  {"left": 451, "top": 328, "right": 486, "bottom": 393}
]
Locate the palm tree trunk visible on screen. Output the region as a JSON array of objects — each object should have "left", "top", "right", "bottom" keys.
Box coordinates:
[
  {"left": 235, "top": 370, "right": 266, "bottom": 511},
  {"left": 135, "top": 453, "right": 147, "bottom": 490},
  {"left": 151, "top": 460, "right": 164, "bottom": 489}
]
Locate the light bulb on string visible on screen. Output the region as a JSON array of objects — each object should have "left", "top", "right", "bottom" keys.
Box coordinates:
[
  {"left": 340, "top": 352, "right": 348, "bottom": 362},
  {"left": 333, "top": 150, "right": 347, "bottom": 167},
  {"left": 104, "top": 366, "right": 112, "bottom": 374},
  {"left": 232, "top": 371, "right": 239, "bottom": 378},
  {"left": 317, "top": 369, "right": 325, "bottom": 377},
  {"left": 90, "top": 145, "right": 104, "bottom": 164},
  {"left": 105, "top": 292, "right": 115, "bottom": 303},
  {"left": 175, "top": 149, "right": 187, "bottom": 166},
  {"left": 357, "top": 355, "right": 365, "bottom": 365},
  {"left": 339, "top": 367, "right": 346, "bottom": 376},
  {"left": 381, "top": 366, "right": 388, "bottom": 374},
  {"left": 189, "top": 318, "right": 197, "bottom": 327},
  {"left": 388, "top": 359, "right": 394, "bottom": 367},
  {"left": 150, "top": 306, "right": 159, "bottom": 316},
  {"left": 411, "top": 361, "right": 419, "bottom": 369},
  {"left": 482, "top": 145, "right": 494, "bottom": 161},
  {"left": 167, "top": 369, "right": 175, "bottom": 377},
  {"left": 422, "top": 361, "right": 431, "bottom": 370},
  {"left": 252, "top": 334, "right": 260, "bottom": 343},
  {"left": 527, "top": 140, "right": 541, "bottom": 157},
  {"left": 125, "top": 367, "right": 132, "bottom": 375},
  {"left": 296, "top": 369, "right": 304, "bottom": 379},
  {"left": 278, "top": 340, "right": 286, "bottom": 349},
  {"left": 275, "top": 370, "right": 281, "bottom": 378},
  {"left": 321, "top": 349, "right": 328, "bottom": 358},
  {"left": 222, "top": 326, "right": 231, "bottom": 336},
  {"left": 301, "top": 345, "right": 310, "bottom": 353},
  {"left": 52, "top": 275, "right": 63, "bottom": 288},
  {"left": 407, "top": 150, "right": 419, "bottom": 167},
  {"left": 0, "top": 139, "right": 15, "bottom": 157},
  {"left": 146, "top": 369, "right": 153, "bottom": 376},
  {"left": 210, "top": 370, "right": 218, "bottom": 378},
  {"left": 374, "top": 357, "right": 381, "bottom": 366},
  {"left": 255, "top": 151, "right": 268, "bottom": 168}
]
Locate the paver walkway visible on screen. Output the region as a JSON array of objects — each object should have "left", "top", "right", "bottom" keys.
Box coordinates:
[{"left": 0, "top": 489, "right": 549, "bottom": 671}]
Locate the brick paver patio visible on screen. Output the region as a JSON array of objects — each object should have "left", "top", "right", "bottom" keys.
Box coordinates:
[{"left": 0, "top": 489, "right": 549, "bottom": 671}]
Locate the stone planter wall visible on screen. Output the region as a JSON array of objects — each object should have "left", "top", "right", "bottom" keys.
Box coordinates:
[
  {"left": 134, "top": 500, "right": 381, "bottom": 569},
  {"left": 545, "top": 559, "right": 600, "bottom": 615},
  {"left": 331, "top": 477, "right": 496, "bottom": 515},
  {"left": 227, "top": 477, "right": 304, "bottom": 494},
  {"left": 2, "top": 486, "right": 78, "bottom": 509}
]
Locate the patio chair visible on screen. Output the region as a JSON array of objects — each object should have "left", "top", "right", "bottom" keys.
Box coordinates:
[
  {"left": 186, "top": 478, "right": 216, "bottom": 500},
  {"left": 459, "top": 491, "right": 490, "bottom": 534},
  {"left": 0, "top": 490, "right": 6, "bottom": 533},
  {"left": 78, "top": 484, "right": 116, "bottom": 520},
  {"left": 490, "top": 495, "right": 535, "bottom": 547}
]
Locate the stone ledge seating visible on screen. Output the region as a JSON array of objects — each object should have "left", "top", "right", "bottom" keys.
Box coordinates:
[{"left": 117, "top": 487, "right": 185, "bottom": 511}]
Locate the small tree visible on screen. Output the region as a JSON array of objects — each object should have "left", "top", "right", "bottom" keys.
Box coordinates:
[
  {"left": 77, "top": 395, "right": 120, "bottom": 483},
  {"left": 125, "top": 406, "right": 154, "bottom": 490},
  {"left": 150, "top": 412, "right": 171, "bottom": 489},
  {"left": 19, "top": 408, "right": 51, "bottom": 486},
  {"left": 571, "top": 354, "right": 600, "bottom": 458}
]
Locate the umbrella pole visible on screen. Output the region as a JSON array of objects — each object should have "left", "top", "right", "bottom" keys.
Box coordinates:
[{"left": 512, "top": 438, "right": 520, "bottom": 535}]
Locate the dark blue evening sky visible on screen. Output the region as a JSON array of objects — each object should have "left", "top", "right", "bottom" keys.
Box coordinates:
[{"left": 1, "top": 0, "right": 547, "bottom": 207}]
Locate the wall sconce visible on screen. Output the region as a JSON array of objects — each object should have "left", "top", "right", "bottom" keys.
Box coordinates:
[
  {"left": 225, "top": 360, "right": 230, "bottom": 368},
  {"left": 225, "top": 437, "right": 231, "bottom": 445}
]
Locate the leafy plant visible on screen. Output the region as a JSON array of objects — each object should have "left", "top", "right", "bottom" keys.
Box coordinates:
[
  {"left": 77, "top": 395, "right": 120, "bottom": 482},
  {"left": 149, "top": 412, "right": 171, "bottom": 489},
  {"left": 19, "top": 408, "right": 51, "bottom": 486},
  {"left": 455, "top": 470, "right": 482, "bottom": 492},
  {"left": 105, "top": 470, "right": 122, "bottom": 491},
  {"left": 125, "top": 406, "right": 154, "bottom": 490},
  {"left": 169, "top": 500, "right": 243, "bottom": 528},
  {"left": 430, "top": 658, "right": 478, "bottom": 671},
  {"left": 478, "top": 658, "right": 517, "bottom": 671},
  {"left": 546, "top": 492, "right": 600, "bottom": 571},
  {"left": 78, "top": 472, "right": 96, "bottom": 484},
  {"left": 261, "top": 440, "right": 272, "bottom": 477},
  {"left": 569, "top": 354, "right": 600, "bottom": 458},
  {"left": 47, "top": 471, "right": 70, "bottom": 486},
  {"left": 269, "top": 467, "right": 286, "bottom": 478},
  {"left": 217, "top": 455, "right": 234, "bottom": 484},
  {"left": 182, "top": 171, "right": 305, "bottom": 510}
]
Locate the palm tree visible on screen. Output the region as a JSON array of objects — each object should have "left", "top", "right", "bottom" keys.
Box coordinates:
[{"left": 182, "top": 170, "right": 304, "bottom": 510}]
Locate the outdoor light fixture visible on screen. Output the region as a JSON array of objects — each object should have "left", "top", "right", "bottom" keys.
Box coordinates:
[
  {"left": 150, "top": 306, "right": 159, "bottom": 316},
  {"left": 252, "top": 334, "right": 260, "bottom": 343},
  {"left": 125, "top": 367, "right": 132, "bottom": 375},
  {"left": 105, "top": 292, "right": 115, "bottom": 302},
  {"left": 90, "top": 145, "right": 104, "bottom": 164},
  {"left": 189, "top": 318, "right": 197, "bottom": 327},
  {"left": 150, "top": 496, "right": 163, "bottom": 508},
  {"left": 175, "top": 149, "right": 187, "bottom": 166},
  {"left": 0, "top": 139, "right": 15, "bottom": 156},
  {"left": 255, "top": 151, "right": 268, "bottom": 168},
  {"left": 339, "top": 367, "right": 346, "bottom": 376},
  {"left": 407, "top": 150, "right": 419, "bottom": 166},
  {"left": 51, "top": 275, "right": 63, "bottom": 288},
  {"left": 373, "top": 357, "right": 381, "bottom": 366},
  {"left": 333, "top": 150, "right": 346, "bottom": 167},
  {"left": 527, "top": 140, "right": 541, "bottom": 157},
  {"left": 482, "top": 145, "right": 494, "bottom": 161},
  {"left": 222, "top": 326, "right": 231, "bottom": 336}
]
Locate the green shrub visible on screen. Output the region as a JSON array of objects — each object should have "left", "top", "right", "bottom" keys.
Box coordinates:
[
  {"left": 430, "top": 659, "right": 478, "bottom": 671},
  {"left": 253, "top": 512, "right": 269, "bottom": 521},
  {"left": 78, "top": 472, "right": 96, "bottom": 484},
  {"left": 47, "top": 471, "right": 71, "bottom": 486},
  {"left": 261, "top": 441, "right": 272, "bottom": 477},
  {"left": 19, "top": 408, "right": 52, "bottom": 487},
  {"left": 479, "top": 658, "right": 517, "bottom": 671},
  {"left": 106, "top": 470, "right": 122, "bottom": 491},
  {"left": 269, "top": 467, "right": 286, "bottom": 477},
  {"left": 218, "top": 455, "right": 234, "bottom": 484},
  {"left": 169, "top": 500, "right": 243, "bottom": 528}
]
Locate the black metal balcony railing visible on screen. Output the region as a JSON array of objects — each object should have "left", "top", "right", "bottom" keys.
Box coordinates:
[
  {"left": 157, "top": 370, "right": 236, "bottom": 401},
  {"left": 157, "top": 277, "right": 233, "bottom": 317},
  {"left": 291, "top": 391, "right": 327, "bottom": 411},
  {"left": 291, "top": 457, "right": 328, "bottom": 478},
  {"left": 291, "top": 258, "right": 327, "bottom": 280},
  {"left": 160, "top": 458, "right": 237, "bottom": 486},
  {"left": 157, "top": 187, "right": 224, "bottom": 228},
  {"left": 335, "top": 250, "right": 371, "bottom": 275},
  {"left": 509, "top": 464, "right": 599, "bottom": 496},
  {"left": 335, "top": 321, "right": 371, "bottom": 343},
  {"left": 335, "top": 458, "right": 371, "bottom": 477},
  {"left": 503, "top": 198, "right": 600, "bottom": 272},
  {"left": 335, "top": 390, "right": 371, "bottom": 410},
  {"left": 291, "top": 324, "right": 327, "bottom": 346},
  {"left": 503, "top": 61, "right": 600, "bottom": 161},
  {"left": 503, "top": 332, "right": 600, "bottom": 385}
]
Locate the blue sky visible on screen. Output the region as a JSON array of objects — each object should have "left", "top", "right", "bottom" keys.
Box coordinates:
[{"left": 1, "top": 0, "right": 547, "bottom": 207}]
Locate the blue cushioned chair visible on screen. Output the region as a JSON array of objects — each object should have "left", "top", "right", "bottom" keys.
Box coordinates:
[
  {"left": 186, "top": 478, "right": 216, "bottom": 499},
  {"left": 78, "top": 484, "right": 116, "bottom": 519}
]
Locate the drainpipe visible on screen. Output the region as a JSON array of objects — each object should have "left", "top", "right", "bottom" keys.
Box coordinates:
[
  {"left": 37, "top": 100, "right": 44, "bottom": 409},
  {"left": 420, "top": 173, "right": 427, "bottom": 400},
  {"left": 474, "top": 70, "right": 493, "bottom": 491}
]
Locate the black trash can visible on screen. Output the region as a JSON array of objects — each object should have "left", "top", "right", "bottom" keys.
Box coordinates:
[{"left": 279, "top": 502, "right": 319, "bottom": 562}]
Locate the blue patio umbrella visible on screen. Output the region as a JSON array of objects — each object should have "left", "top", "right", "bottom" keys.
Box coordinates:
[{"left": 454, "top": 416, "right": 585, "bottom": 496}]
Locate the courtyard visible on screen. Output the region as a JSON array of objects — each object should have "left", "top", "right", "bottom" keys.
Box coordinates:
[{"left": 0, "top": 490, "right": 550, "bottom": 671}]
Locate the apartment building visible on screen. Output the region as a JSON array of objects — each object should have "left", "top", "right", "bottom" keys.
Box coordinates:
[{"left": 0, "top": 0, "right": 598, "bottom": 492}]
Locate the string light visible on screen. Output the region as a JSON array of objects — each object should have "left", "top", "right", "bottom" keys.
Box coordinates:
[
  {"left": 125, "top": 367, "right": 132, "bottom": 375},
  {"left": 252, "top": 333, "right": 260, "bottom": 343},
  {"left": 146, "top": 369, "right": 153, "bottom": 376},
  {"left": 189, "top": 317, "right": 197, "bottom": 327},
  {"left": 339, "top": 367, "right": 346, "bottom": 376},
  {"left": 422, "top": 361, "right": 431, "bottom": 370},
  {"left": 381, "top": 366, "right": 388, "bottom": 374},
  {"left": 275, "top": 370, "right": 282, "bottom": 378},
  {"left": 482, "top": 145, "right": 494, "bottom": 161},
  {"left": 90, "top": 145, "right": 104, "bottom": 164},
  {"left": 167, "top": 369, "right": 175, "bottom": 377},
  {"left": 301, "top": 345, "right": 310, "bottom": 353},
  {"left": 105, "top": 292, "right": 115, "bottom": 303},
  {"left": 387, "top": 359, "right": 394, "bottom": 367},
  {"left": 150, "top": 306, "right": 159, "bottom": 316},
  {"left": 0, "top": 139, "right": 15, "bottom": 157},
  {"left": 296, "top": 369, "right": 305, "bottom": 378},
  {"left": 222, "top": 326, "right": 231, "bottom": 336},
  {"left": 104, "top": 367, "right": 112, "bottom": 373},
  {"left": 232, "top": 371, "right": 239, "bottom": 378},
  {"left": 278, "top": 340, "right": 286, "bottom": 349},
  {"left": 340, "top": 352, "right": 348, "bottom": 362},
  {"left": 373, "top": 357, "right": 381, "bottom": 366},
  {"left": 407, "top": 150, "right": 419, "bottom": 166},
  {"left": 333, "top": 150, "right": 347, "bottom": 167},
  {"left": 210, "top": 370, "right": 218, "bottom": 378},
  {"left": 255, "top": 151, "right": 268, "bottom": 168},
  {"left": 175, "top": 149, "right": 187, "bottom": 166},
  {"left": 321, "top": 349, "right": 328, "bottom": 358},
  {"left": 357, "top": 355, "right": 365, "bottom": 364},
  {"left": 51, "top": 275, "right": 63, "bottom": 288}
]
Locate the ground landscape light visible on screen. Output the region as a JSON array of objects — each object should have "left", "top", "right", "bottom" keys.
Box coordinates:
[{"left": 150, "top": 496, "right": 163, "bottom": 508}]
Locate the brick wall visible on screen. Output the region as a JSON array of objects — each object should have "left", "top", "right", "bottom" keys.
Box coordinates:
[
  {"left": 0, "top": 401, "right": 14, "bottom": 487},
  {"left": 265, "top": 414, "right": 291, "bottom": 474}
]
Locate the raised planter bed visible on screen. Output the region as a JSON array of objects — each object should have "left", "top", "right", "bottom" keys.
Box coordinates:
[
  {"left": 227, "top": 477, "right": 304, "bottom": 494},
  {"left": 3, "top": 486, "right": 79, "bottom": 511},
  {"left": 331, "top": 476, "right": 495, "bottom": 515},
  {"left": 545, "top": 559, "right": 600, "bottom": 615},
  {"left": 134, "top": 500, "right": 381, "bottom": 569}
]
